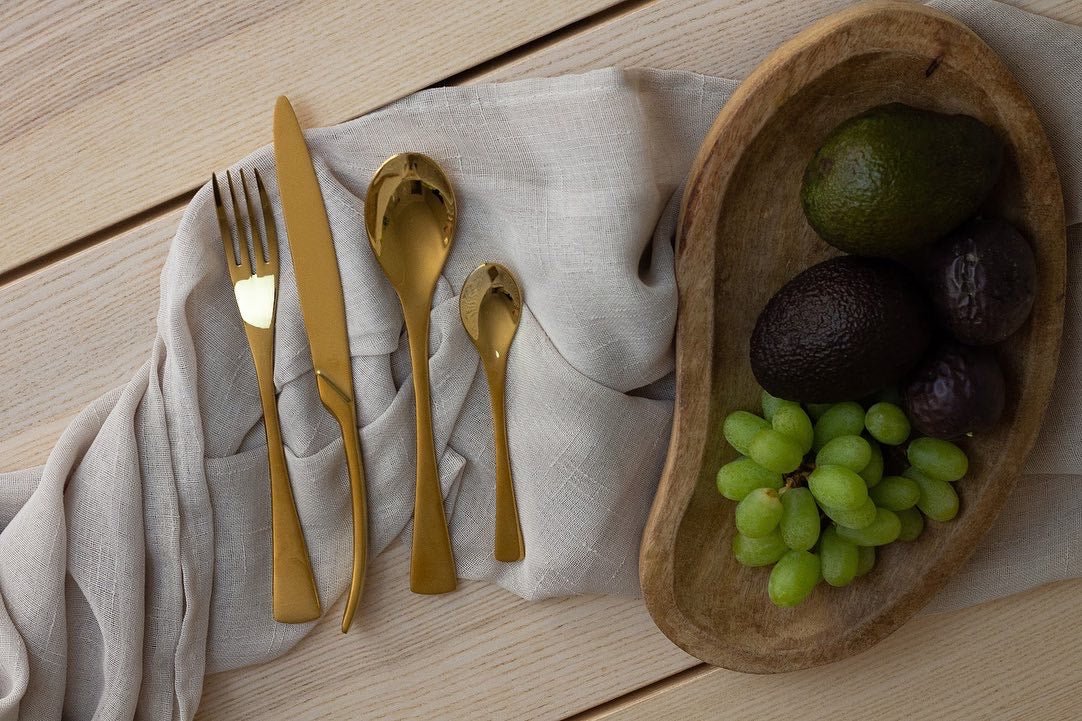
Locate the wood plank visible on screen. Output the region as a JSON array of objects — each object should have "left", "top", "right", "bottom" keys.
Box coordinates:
[
  {"left": 0, "top": 0, "right": 623, "bottom": 276},
  {"left": 0, "top": 212, "right": 170, "bottom": 473},
  {"left": 585, "top": 578, "right": 1082, "bottom": 721},
  {"left": 1, "top": 0, "right": 1078, "bottom": 719},
  {"left": 200, "top": 543, "right": 691, "bottom": 720},
  {"left": 476, "top": 0, "right": 1082, "bottom": 82}
]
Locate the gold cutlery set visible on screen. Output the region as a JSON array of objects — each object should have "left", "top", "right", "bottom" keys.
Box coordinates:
[{"left": 213, "top": 96, "right": 525, "bottom": 632}]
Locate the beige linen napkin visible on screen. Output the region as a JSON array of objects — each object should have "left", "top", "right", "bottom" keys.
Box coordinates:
[{"left": 0, "top": 0, "right": 1079, "bottom": 718}]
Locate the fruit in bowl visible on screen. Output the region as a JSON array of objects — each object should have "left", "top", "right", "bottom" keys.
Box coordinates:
[
  {"left": 719, "top": 391, "right": 966, "bottom": 607},
  {"left": 720, "top": 100, "right": 1037, "bottom": 607},
  {"left": 801, "top": 103, "right": 1003, "bottom": 257},
  {"left": 749, "top": 255, "right": 931, "bottom": 403}
]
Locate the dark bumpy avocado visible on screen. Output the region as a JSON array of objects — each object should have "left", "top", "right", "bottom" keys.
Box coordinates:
[
  {"left": 801, "top": 104, "right": 1003, "bottom": 257},
  {"left": 904, "top": 341, "right": 1006, "bottom": 438},
  {"left": 750, "top": 256, "right": 932, "bottom": 403},
  {"left": 923, "top": 218, "right": 1037, "bottom": 345}
]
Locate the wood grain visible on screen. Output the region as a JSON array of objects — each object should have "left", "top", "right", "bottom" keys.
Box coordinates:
[
  {"left": 588, "top": 578, "right": 1082, "bottom": 720},
  {"left": 198, "top": 542, "right": 691, "bottom": 720},
  {"left": 0, "top": 0, "right": 623, "bottom": 276},
  {"left": 0, "top": 0, "right": 1078, "bottom": 718},
  {"left": 0, "top": 213, "right": 168, "bottom": 473},
  {"left": 477, "top": 0, "right": 1082, "bottom": 82},
  {"left": 644, "top": 0, "right": 1065, "bottom": 673}
]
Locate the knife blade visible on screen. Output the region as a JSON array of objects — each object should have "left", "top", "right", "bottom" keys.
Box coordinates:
[{"left": 273, "top": 95, "right": 368, "bottom": 632}]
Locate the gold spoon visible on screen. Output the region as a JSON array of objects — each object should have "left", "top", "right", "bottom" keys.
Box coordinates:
[
  {"left": 460, "top": 263, "right": 525, "bottom": 562},
  {"left": 365, "top": 153, "right": 457, "bottom": 594}
]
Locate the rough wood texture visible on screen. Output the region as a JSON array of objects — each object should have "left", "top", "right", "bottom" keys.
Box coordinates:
[
  {"left": 592, "top": 578, "right": 1082, "bottom": 720},
  {"left": 0, "top": 0, "right": 622, "bottom": 276},
  {"left": 642, "top": 1, "right": 1066, "bottom": 673}
]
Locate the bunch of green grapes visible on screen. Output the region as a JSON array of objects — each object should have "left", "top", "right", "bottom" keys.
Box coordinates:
[{"left": 717, "top": 390, "right": 967, "bottom": 607}]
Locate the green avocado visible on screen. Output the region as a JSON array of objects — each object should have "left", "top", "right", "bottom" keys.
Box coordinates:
[{"left": 801, "top": 104, "right": 1002, "bottom": 257}]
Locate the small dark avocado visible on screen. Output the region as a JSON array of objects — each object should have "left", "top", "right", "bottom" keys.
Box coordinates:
[
  {"left": 750, "top": 256, "right": 932, "bottom": 403},
  {"left": 904, "top": 342, "right": 1006, "bottom": 438},
  {"left": 801, "top": 104, "right": 1003, "bottom": 257},
  {"left": 923, "top": 218, "right": 1037, "bottom": 345}
]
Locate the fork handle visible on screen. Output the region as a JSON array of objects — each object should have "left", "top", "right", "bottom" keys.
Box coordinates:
[{"left": 252, "top": 335, "right": 322, "bottom": 623}]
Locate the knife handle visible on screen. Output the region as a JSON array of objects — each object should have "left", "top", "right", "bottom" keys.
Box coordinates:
[
  {"left": 403, "top": 303, "right": 458, "bottom": 594},
  {"left": 317, "top": 376, "right": 369, "bottom": 633}
]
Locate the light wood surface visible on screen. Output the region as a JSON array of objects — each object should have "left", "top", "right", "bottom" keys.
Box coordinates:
[
  {"left": 0, "top": 0, "right": 622, "bottom": 276},
  {"left": 595, "top": 578, "right": 1082, "bottom": 720},
  {"left": 0, "top": 0, "right": 1078, "bottom": 719},
  {"left": 645, "top": 0, "right": 1065, "bottom": 673}
]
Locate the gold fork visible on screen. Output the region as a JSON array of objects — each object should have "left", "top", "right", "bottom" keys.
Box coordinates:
[{"left": 213, "top": 169, "right": 322, "bottom": 623}]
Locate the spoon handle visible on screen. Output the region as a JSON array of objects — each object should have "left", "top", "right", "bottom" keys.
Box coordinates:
[
  {"left": 404, "top": 303, "right": 458, "bottom": 594},
  {"left": 486, "top": 363, "right": 525, "bottom": 562}
]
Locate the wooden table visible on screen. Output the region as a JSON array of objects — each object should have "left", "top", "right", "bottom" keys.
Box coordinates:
[{"left": 2, "top": 1, "right": 1080, "bottom": 718}]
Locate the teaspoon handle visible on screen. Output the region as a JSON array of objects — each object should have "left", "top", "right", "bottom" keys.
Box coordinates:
[
  {"left": 486, "top": 363, "right": 525, "bottom": 562},
  {"left": 404, "top": 303, "right": 458, "bottom": 594}
]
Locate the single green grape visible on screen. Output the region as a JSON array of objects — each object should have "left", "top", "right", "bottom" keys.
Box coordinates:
[
  {"left": 815, "top": 435, "right": 872, "bottom": 472},
  {"left": 855, "top": 545, "right": 876, "bottom": 576},
  {"left": 896, "top": 507, "right": 925, "bottom": 541},
  {"left": 859, "top": 439, "right": 884, "bottom": 488},
  {"left": 761, "top": 390, "right": 800, "bottom": 421},
  {"left": 716, "top": 458, "right": 783, "bottom": 501},
  {"left": 733, "top": 529, "right": 788, "bottom": 567},
  {"left": 910, "top": 469, "right": 960, "bottom": 522},
  {"left": 868, "top": 475, "right": 921, "bottom": 511},
  {"left": 820, "top": 526, "right": 859, "bottom": 587},
  {"left": 772, "top": 405, "right": 814, "bottom": 454},
  {"left": 864, "top": 402, "right": 911, "bottom": 446},
  {"left": 821, "top": 497, "right": 877, "bottom": 530},
  {"left": 806, "top": 403, "right": 833, "bottom": 421},
  {"left": 808, "top": 464, "right": 868, "bottom": 511},
  {"left": 735, "top": 487, "right": 783, "bottom": 538},
  {"left": 779, "top": 487, "right": 820, "bottom": 551},
  {"left": 723, "top": 410, "right": 770, "bottom": 455},
  {"left": 813, "top": 402, "right": 866, "bottom": 451},
  {"left": 907, "top": 438, "right": 968, "bottom": 482},
  {"left": 835, "top": 507, "right": 901, "bottom": 546},
  {"left": 748, "top": 429, "right": 804, "bottom": 474},
  {"left": 768, "top": 550, "right": 822, "bottom": 607}
]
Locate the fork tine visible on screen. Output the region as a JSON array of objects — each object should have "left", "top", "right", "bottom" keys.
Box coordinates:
[
  {"left": 254, "top": 169, "right": 279, "bottom": 270},
  {"left": 212, "top": 174, "right": 239, "bottom": 270},
  {"left": 227, "top": 171, "right": 254, "bottom": 275},
  {"left": 239, "top": 170, "right": 267, "bottom": 273}
]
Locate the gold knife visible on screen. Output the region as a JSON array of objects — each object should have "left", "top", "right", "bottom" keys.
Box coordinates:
[{"left": 273, "top": 96, "right": 368, "bottom": 633}]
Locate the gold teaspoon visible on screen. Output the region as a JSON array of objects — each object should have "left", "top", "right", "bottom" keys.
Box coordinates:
[
  {"left": 365, "top": 153, "right": 457, "bottom": 594},
  {"left": 460, "top": 263, "right": 525, "bottom": 562}
]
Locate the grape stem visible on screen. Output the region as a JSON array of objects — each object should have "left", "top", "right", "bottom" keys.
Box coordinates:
[{"left": 783, "top": 461, "right": 815, "bottom": 490}]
